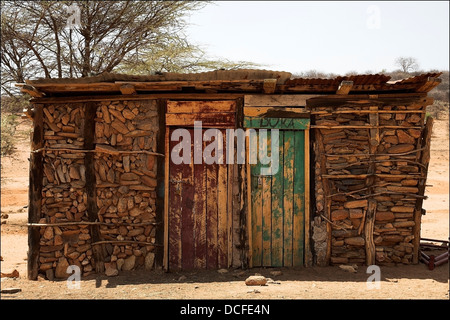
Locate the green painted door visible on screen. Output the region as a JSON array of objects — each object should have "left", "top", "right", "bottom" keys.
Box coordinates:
[{"left": 245, "top": 117, "right": 309, "bottom": 267}]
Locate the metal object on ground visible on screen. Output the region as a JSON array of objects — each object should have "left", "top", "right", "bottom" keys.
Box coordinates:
[{"left": 419, "top": 238, "right": 449, "bottom": 270}]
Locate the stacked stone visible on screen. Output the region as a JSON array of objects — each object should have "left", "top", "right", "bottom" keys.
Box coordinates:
[
  {"left": 94, "top": 100, "right": 158, "bottom": 274},
  {"left": 39, "top": 103, "right": 93, "bottom": 279},
  {"left": 312, "top": 104, "right": 425, "bottom": 266}
]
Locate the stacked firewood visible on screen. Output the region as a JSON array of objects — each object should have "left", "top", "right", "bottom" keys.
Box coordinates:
[
  {"left": 312, "top": 104, "right": 425, "bottom": 266},
  {"left": 37, "top": 100, "right": 159, "bottom": 279},
  {"left": 40, "top": 103, "right": 93, "bottom": 278},
  {"left": 94, "top": 100, "right": 159, "bottom": 274}
]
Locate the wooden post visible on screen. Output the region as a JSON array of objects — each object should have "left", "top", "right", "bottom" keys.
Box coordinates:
[
  {"left": 163, "top": 125, "right": 170, "bottom": 272},
  {"left": 365, "top": 199, "right": 377, "bottom": 265},
  {"left": 84, "top": 102, "right": 105, "bottom": 273},
  {"left": 304, "top": 128, "right": 311, "bottom": 266},
  {"left": 315, "top": 130, "right": 332, "bottom": 265},
  {"left": 155, "top": 99, "right": 167, "bottom": 269},
  {"left": 365, "top": 106, "right": 379, "bottom": 265},
  {"left": 28, "top": 104, "right": 44, "bottom": 280},
  {"left": 412, "top": 117, "right": 433, "bottom": 263}
]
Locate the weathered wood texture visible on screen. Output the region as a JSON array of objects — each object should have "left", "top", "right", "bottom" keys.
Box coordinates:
[
  {"left": 28, "top": 104, "right": 44, "bottom": 280},
  {"left": 165, "top": 100, "right": 237, "bottom": 270},
  {"left": 310, "top": 98, "right": 433, "bottom": 266},
  {"left": 247, "top": 119, "right": 308, "bottom": 267},
  {"left": 167, "top": 128, "right": 232, "bottom": 270}
]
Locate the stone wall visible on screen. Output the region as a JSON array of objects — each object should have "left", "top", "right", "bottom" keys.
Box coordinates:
[
  {"left": 36, "top": 99, "right": 159, "bottom": 279},
  {"left": 311, "top": 101, "right": 429, "bottom": 266}
]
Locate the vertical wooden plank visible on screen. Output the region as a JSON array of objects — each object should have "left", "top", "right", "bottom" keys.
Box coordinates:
[
  {"left": 271, "top": 131, "right": 284, "bottom": 267},
  {"left": 413, "top": 117, "right": 433, "bottom": 263},
  {"left": 193, "top": 139, "right": 207, "bottom": 269},
  {"left": 180, "top": 129, "right": 195, "bottom": 270},
  {"left": 217, "top": 130, "right": 228, "bottom": 268},
  {"left": 168, "top": 128, "right": 183, "bottom": 270},
  {"left": 227, "top": 162, "right": 234, "bottom": 268},
  {"left": 163, "top": 125, "right": 170, "bottom": 271},
  {"left": 304, "top": 129, "right": 311, "bottom": 266},
  {"left": 315, "top": 130, "right": 332, "bottom": 265},
  {"left": 84, "top": 102, "right": 105, "bottom": 274},
  {"left": 28, "top": 104, "right": 43, "bottom": 280},
  {"left": 155, "top": 99, "right": 166, "bottom": 269},
  {"left": 293, "top": 130, "right": 305, "bottom": 267},
  {"left": 206, "top": 154, "right": 219, "bottom": 269},
  {"left": 246, "top": 134, "right": 253, "bottom": 268},
  {"left": 365, "top": 199, "right": 377, "bottom": 265},
  {"left": 283, "top": 131, "right": 294, "bottom": 267},
  {"left": 262, "top": 131, "right": 272, "bottom": 266},
  {"left": 251, "top": 135, "right": 263, "bottom": 267}
]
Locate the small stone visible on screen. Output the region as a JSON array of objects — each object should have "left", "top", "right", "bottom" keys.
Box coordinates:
[
  {"left": 339, "top": 264, "right": 357, "bottom": 273},
  {"left": 116, "top": 258, "right": 125, "bottom": 271},
  {"left": 217, "top": 268, "right": 228, "bottom": 274},
  {"left": 43, "top": 227, "right": 54, "bottom": 240},
  {"left": 245, "top": 275, "right": 267, "bottom": 286},
  {"left": 122, "top": 255, "right": 136, "bottom": 271},
  {"left": 105, "top": 262, "right": 119, "bottom": 277},
  {"left": 178, "top": 275, "right": 187, "bottom": 281},
  {"left": 270, "top": 270, "right": 283, "bottom": 277},
  {"left": 344, "top": 237, "right": 365, "bottom": 246},
  {"left": 145, "top": 252, "right": 155, "bottom": 270},
  {"left": 46, "top": 269, "right": 55, "bottom": 281},
  {"left": 55, "top": 257, "right": 70, "bottom": 278}
]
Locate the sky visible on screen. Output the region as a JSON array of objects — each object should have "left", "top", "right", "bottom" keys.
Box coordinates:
[{"left": 185, "top": 1, "right": 449, "bottom": 75}]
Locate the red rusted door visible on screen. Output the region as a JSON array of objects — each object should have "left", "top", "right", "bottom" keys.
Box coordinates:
[{"left": 164, "top": 101, "right": 236, "bottom": 271}]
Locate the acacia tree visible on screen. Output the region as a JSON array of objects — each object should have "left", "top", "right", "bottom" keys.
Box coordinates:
[
  {"left": 395, "top": 57, "right": 419, "bottom": 73},
  {"left": 2, "top": 1, "right": 255, "bottom": 97}
]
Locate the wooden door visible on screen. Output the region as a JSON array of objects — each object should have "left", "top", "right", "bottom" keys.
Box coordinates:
[
  {"left": 245, "top": 117, "right": 310, "bottom": 267},
  {"left": 164, "top": 101, "right": 236, "bottom": 271}
]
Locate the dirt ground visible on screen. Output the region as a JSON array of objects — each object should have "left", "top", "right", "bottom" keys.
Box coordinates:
[{"left": 1, "top": 113, "right": 448, "bottom": 300}]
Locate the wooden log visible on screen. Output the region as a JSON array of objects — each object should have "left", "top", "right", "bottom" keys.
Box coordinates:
[
  {"left": 413, "top": 117, "right": 433, "bottom": 264},
  {"left": 365, "top": 200, "right": 377, "bottom": 265},
  {"left": 84, "top": 103, "right": 105, "bottom": 273},
  {"left": 28, "top": 104, "right": 44, "bottom": 280}
]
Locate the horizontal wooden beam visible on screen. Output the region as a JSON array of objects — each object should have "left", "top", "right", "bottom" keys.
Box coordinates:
[
  {"left": 31, "top": 93, "right": 245, "bottom": 104},
  {"left": 244, "top": 94, "right": 322, "bottom": 107},
  {"left": 244, "top": 106, "right": 307, "bottom": 117},
  {"left": 165, "top": 112, "right": 235, "bottom": 128},
  {"left": 17, "top": 84, "right": 45, "bottom": 97},
  {"left": 167, "top": 100, "right": 236, "bottom": 113}
]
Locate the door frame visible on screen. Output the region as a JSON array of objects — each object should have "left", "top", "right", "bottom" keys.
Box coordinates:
[{"left": 244, "top": 116, "right": 310, "bottom": 267}]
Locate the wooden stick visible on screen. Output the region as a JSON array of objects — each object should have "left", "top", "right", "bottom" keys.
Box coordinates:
[
  {"left": 310, "top": 110, "right": 426, "bottom": 115},
  {"left": 322, "top": 173, "right": 422, "bottom": 179},
  {"left": 91, "top": 240, "right": 162, "bottom": 247},
  {"left": 319, "top": 214, "right": 349, "bottom": 231},
  {"left": 32, "top": 147, "right": 164, "bottom": 157},
  {"left": 324, "top": 147, "right": 426, "bottom": 157},
  {"left": 304, "top": 128, "right": 311, "bottom": 266},
  {"left": 311, "top": 125, "right": 422, "bottom": 129},
  {"left": 27, "top": 221, "right": 159, "bottom": 227},
  {"left": 326, "top": 159, "right": 427, "bottom": 169}
]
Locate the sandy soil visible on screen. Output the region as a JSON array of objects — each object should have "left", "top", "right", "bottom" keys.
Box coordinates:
[{"left": 1, "top": 114, "right": 448, "bottom": 300}]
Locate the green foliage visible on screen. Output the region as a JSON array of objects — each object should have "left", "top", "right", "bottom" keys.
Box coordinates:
[
  {"left": 1, "top": 113, "right": 18, "bottom": 156},
  {"left": 116, "top": 38, "right": 260, "bottom": 74}
]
